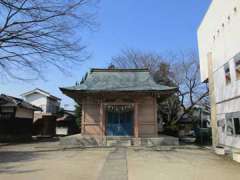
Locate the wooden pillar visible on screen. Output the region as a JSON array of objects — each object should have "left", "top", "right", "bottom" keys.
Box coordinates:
[
  {"left": 154, "top": 97, "right": 158, "bottom": 136},
  {"left": 81, "top": 102, "right": 85, "bottom": 134},
  {"left": 100, "top": 102, "right": 105, "bottom": 137},
  {"left": 100, "top": 102, "right": 103, "bottom": 136},
  {"left": 207, "top": 52, "right": 218, "bottom": 148},
  {"left": 102, "top": 106, "right": 106, "bottom": 137},
  {"left": 134, "top": 103, "right": 139, "bottom": 138}
]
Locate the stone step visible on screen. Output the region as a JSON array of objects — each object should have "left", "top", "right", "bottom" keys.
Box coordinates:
[
  {"left": 106, "top": 140, "right": 132, "bottom": 147},
  {"left": 60, "top": 134, "right": 179, "bottom": 148},
  {"left": 106, "top": 137, "right": 132, "bottom": 147},
  {"left": 106, "top": 136, "right": 132, "bottom": 141}
]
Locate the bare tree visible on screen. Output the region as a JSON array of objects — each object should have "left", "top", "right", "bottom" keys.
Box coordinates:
[
  {"left": 112, "top": 49, "right": 163, "bottom": 74},
  {"left": 0, "top": 0, "right": 97, "bottom": 80},
  {"left": 111, "top": 49, "right": 209, "bottom": 129},
  {"left": 111, "top": 49, "right": 181, "bottom": 131},
  {"left": 172, "top": 52, "right": 209, "bottom": 122}
]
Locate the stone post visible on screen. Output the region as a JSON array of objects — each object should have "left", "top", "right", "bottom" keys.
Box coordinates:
[{"left": 207, "top": 52, "right": 218, "bottom": 148}]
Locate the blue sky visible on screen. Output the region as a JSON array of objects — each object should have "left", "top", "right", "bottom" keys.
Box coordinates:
[{"left": 0, "top": 0, "right": 211, "bottom": 110}]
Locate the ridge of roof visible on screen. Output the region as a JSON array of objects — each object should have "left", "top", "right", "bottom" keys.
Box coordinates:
[
  {"left": 21, "top": 88, "right": 61, "bottom": 100},
  {"left": 90, "top": 68, "right": 149, "bottom": 73}
]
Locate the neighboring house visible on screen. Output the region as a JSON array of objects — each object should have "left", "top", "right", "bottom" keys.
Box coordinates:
[
  {"left": 0, "top": 94, "right": 41, "bottom": 138},
  {"left": 21, "top": 88, "right": 61, "bottom": 115},
  {"left": 60, "top": 68, "right": 176, "bottom": 143},
  {"left": 21, "top": 88, "right": 61, "bottom": 136},
  {"left": 56, "top": 110, "right": 79, "bottom": 136},
  {"left": 198, "top": 0, "right": 240, "bottom": 150}
]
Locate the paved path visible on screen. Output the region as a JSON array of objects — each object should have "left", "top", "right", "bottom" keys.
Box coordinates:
[{"left": 98, "top": 147, "right": 128, "bottom": 180}]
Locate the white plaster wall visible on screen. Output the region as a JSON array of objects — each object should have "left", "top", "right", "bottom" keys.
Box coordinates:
[
  {"left": 198, "top": 0, "right": 240, "bottom": 149},
  {"left": 213, "top": 58, "right": 240, "bottom": 104},
  {"left": 217, "top": 98, "right": 240, "bottom": 115},
  {"left": 24, "top": 93, "right": 47, "bottom": 112},
  {"left": 224, "top": 135, "right": 240, "bottom": 149},
  {"left": 198, "top": 0, "right": 240, "bottom": 82},
  {"left": 15, "top": 107, "right": 33, "bottom": 119},
  {"left": 199, "top": 0, "right": 240, "bottom": 102},
  {"left": 217, "top": 111, "right": 240, "bottom": 149}
]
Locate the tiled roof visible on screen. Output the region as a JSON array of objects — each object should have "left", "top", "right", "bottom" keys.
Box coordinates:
[
  {"left": 60, "top": 68, "right": 177, "bottom": 93},
  {"left": 0, "top": 94, "right": 41, "bottom": 111}
]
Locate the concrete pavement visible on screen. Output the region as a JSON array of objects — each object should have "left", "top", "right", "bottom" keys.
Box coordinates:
[
  {"left": 98, "top": 147, "right": 128, "bottom": 180},
  {"left": 0, "top": 142, "right": 240, "bottom": 180}
]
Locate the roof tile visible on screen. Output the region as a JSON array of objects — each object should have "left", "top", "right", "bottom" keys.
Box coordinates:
[{"left": 60, "top": 68, "right": 176, "bottom": 92}]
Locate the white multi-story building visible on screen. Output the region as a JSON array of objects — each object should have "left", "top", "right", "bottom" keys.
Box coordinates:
[
  {"left": 198, "top": 0, "right": 240, "bottom": 151},
  {"left": 21, "top": 88, "right": 61, "bottom": 115}
]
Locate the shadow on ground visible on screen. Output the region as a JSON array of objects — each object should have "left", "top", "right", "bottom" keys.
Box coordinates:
[{"left": 0, "top": 151, "right": 43, "bottom": 174}]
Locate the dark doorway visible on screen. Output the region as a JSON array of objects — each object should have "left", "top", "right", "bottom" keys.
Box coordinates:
[{"left": 106, "top": 108, "right": 133, "bottom": 136}]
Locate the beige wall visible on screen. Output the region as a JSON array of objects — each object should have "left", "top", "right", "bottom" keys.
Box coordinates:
[
  {"left": 83, "top": 100, "right": 101, "bottom": 135},
  {"left": 1, "top": 106, "right": 33, "bottom": 119},
  {"left": 81, "top": 95, "right": 157, "bottom": 137},
  {"left": 15, "top": 107, "right": 34, "bottom": 119}
]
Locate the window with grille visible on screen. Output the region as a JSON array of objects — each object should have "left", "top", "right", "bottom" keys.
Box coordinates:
[
  {"left": 224, "top": 63, "right": 231, "bottom": 85},
  {"left": 234, "top": 118, "right": 240, "bottom": 135},
  {"left": 226, "top": 118, "right": 234, "bottom": 136},
  {"left": 235, "top": 58, "right": 240, "bottom": 80}
]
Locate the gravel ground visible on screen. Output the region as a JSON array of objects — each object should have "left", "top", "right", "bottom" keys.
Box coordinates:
[{"left": 0, "top": 142, "right": 240, "bottom": 180}]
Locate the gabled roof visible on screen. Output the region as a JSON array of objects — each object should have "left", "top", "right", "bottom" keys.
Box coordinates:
[
  {"left": 0, "top": 94, "right": 42, "bottom": 111},
  {"left": 60, "top": 68, "right": 177, "bottom": 93},
  {"left": 21, "top": 88, "right": 61, "bottom": 101}
]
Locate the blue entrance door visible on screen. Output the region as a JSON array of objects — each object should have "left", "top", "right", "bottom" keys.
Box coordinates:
[{"left": 106, "top": 111, "right": 133, "bottom": 136}]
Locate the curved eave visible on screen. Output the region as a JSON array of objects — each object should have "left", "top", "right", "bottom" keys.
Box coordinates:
[
  {"left": 59, "top": 87, "right": 177, "bottom": 100},
  {"left": 60, "top": 87, "right": 177, "bottom": 93}
]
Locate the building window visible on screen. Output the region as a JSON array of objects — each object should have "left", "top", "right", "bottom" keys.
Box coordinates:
[
  {"left": 226, "top": 118, "right": 234, "bottom": 136},
  {"left": 234, "top": 7, "right": 237, "bottom": 13},
  {"left": 224, "top": 63, "right": 231, "bottom": 84},
  {"left": 234, "top": 118, "right": 240, "bottom": 135},
  {"left": 226, "top": 117, "right": 240, "bottom": 136},
  {"left": 235, "top": 57, "right": 240, "bottom": 80}
]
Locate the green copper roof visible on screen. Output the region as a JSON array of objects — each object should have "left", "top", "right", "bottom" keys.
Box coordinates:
[{"left": 60, "top": 68, "right": 177, "bottom": 92}]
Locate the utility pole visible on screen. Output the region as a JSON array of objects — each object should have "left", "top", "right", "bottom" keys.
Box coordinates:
[{"left": 207, "top": 52, "right": 218, "bottom": 148}]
